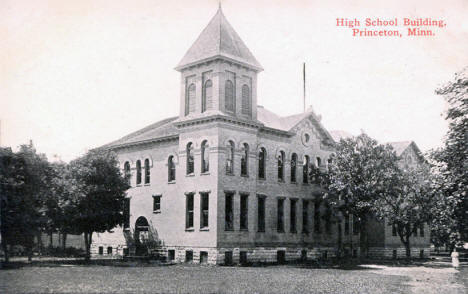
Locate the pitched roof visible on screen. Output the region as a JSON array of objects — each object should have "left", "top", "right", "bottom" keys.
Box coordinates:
[
  {"left": 387, "top": 141, "right": 413, "bottom": 156},
  {"left": 257, "top": 105, "right": 335, "bottom": 143},
  {"left": 175, "top": 7, "right": 263, "bottom": 71},
  {"left": 329, "top": 130, "right": 353, "bottom": 142},
  {"left": 99, "top": 116, "right": 179, "bottom": 149}
]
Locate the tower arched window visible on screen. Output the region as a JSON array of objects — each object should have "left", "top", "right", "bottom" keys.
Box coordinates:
[
  {"left": 316, "top": 157, "right": 321, "bottom": 168},
  {"left": 226, "top": 140, "right": 235, "bottom": 174},
  {"left": 303, "top": 155, "right": 310, "bottom": 184},
  {"left": 136, "top": 160, "right": 142, "bottom": 185},
  {"left": 241, "top": 84, "right": 251, "bottom": 117},
  {"left": 258, "top": 148, "right": 266, "bottom": 179},
  {"left": 278, "top": 151, "right": 285, "bottom": 181},
  {"left": 290, "top": 153, "right": 297, "bottom": 183},
  {"left": 124, "top": 161, "right": 131, "bottom": 186},
  {"left": 225, "top": 80, "right": 235, "bottom": 113},
  {"left": 241, "top": 143, "right": 249, "bottom": 176},
  {"left": 168, "top": 156, "right": 176, "bottom": 182},
  {"left": 186, "top": 143, "right": 194, "bottom": 175},
  {"left": 185, "top": 83, "right": 196, "bottom": 115},
  {"left": 201, "top": 140, "right": 210, "bottom": 173},
  {"left": 202, "top": 80, "right": 212, "bottom": 113},
  {"left": 144, "top": 159, "right": 150, "bottom": 184}
]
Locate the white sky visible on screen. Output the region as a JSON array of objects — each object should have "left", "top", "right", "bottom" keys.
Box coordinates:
[{"left": 2, "top": 0, "right": 468, "bottom": 162}]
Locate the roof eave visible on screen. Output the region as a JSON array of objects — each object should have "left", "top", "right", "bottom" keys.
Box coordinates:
[{"left": 175, "top": 55, "right": 263, "bottom": 72}]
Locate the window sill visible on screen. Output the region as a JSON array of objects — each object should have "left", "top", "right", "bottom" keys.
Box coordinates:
[
  {"left": 153, "top": 210, "right": 161, "bottom": 214},
  {"left": 240, "top": 228, "right": 248, "bottom": 232},
  {"left": 290, "top": 230, "right": 297, "bottom": 234},
  {"left": 302, "top": 183, "right": 310, "bottom": 186},
  {"left": 290, "top": 181, "right": 297, "bottom": 184},
  {"left": 226, "top": 172, "right": 234, "bottom": 176},
  {"left": 185, "top": 228, "right": 194, "bottom": 232},
  {"left": 144, "top": 183, "right": 151, "bottom": 186},
  {"left": 200, "top": 227, "right": 210, "bottom": 231},
  {"left": 241, "top": 174, "right": 249, "bottom": 178},
  {"left": 186, "top": 173, "right": 195, "bottom": 177},
  {"left": 225, "top": 229, "right": 234, "bottom": 232},
  {"left": 257, "top": 230, "right": 265, "bottom": 233},
  {"left": 277, "top": 230, "right": 284, "bottom": 233},
  {"left": 302, "top": 231, "right": 309, "bottom": 235},
  {"left": 201, "top": 172, "right": 210, "bottom": 176},
  {"left": 136, "top": 184, "right": 142, "bottom": 187},
  {"left": 258, "top": 178, "right": 266, "bottom": 181},
  {"left": 168, "top": 181, "right": 176, "bottom": 184},
  {"left": 278, "top": 179, "right": 285, "bottom": 183}
]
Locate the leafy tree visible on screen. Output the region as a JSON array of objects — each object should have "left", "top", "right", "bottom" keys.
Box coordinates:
[
  {"left": 320, "top": 133, "right": 401, "bottom": 256},
  {"left": 0, "top": 143, "right": 52, "bottom": 262},
  {"left": 430, "top": 67, "right": 468, "bottom": 246},
  {"left": 372, "top": 164, "right": 435, "bottom": 258},
  {"left": 68, "top": 150, "right": 129, "bottom": 260}
]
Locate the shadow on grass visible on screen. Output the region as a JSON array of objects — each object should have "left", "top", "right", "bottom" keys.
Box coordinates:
[{"left": 1, "top": 257, "right": 454, "bottom": 271}]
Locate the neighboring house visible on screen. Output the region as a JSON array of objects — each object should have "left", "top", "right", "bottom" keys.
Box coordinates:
[{"left": 91, "top": 7, "right": 429, "bottom": 263}]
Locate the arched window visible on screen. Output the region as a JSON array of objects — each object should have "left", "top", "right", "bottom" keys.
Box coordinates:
[
  {"left": 316, "top": 157, "right": 321, "bottom": 168},
  {"left": 241, "top": 84, "right": 251, "bottom": 117},
  {"left": 277, "top": 151, "right": 285, "bottom": 181},
  {"left": 201, "top": 140, "right": 209, "bottom": 173},
  {"left": 226, "top": 140, "right": 235, "bottom": 174},
  {"left": 202, "top": 80, "right": 212, "bottom": 113},
  {"left": 303, "top": 155, "right": 309, "bottom": 184},
  {"left": 185, "top": 83, "right": 196, "bottom": 115},
  {"left": 290, "top": 153, "right": 297, "bottom": 183},
  {"left": 136, "top": 160, "right": 142, "bottom": 185},
  {"left": 258, "top": 148, "right": 266, "bottom": 179},
  {"left": 124, "top": 161, "right": 131, "bottom": 186},
  {"left": 225, "top": 80, "right": 235, "bottom": 112},
  {"left": 186, "top": 143, "right": 194, "bottom": 175},
  {"left": 168, "top": 156, "right": 176, "bottom": 182},
  {"left": 144, "top": 159, "right": 150, "bottom": 184},
  {"left": 241, "top": 143, "right": 249, "bottom": 176}
]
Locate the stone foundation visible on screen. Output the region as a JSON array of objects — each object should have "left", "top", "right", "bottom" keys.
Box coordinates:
[
  {"left": 90, "top": 243, "right": 126, "bottom": 259},
  {"left": 368, "top": 247, "right": 431, "bottom": 259}
]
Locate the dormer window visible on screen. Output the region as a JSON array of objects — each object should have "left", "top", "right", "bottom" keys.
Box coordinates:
[{"left": 225, "top": 80, "right": 235, "bottom": 113}]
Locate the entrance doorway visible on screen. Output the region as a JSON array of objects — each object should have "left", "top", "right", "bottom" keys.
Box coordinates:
[{"left": 134, "top": 216, "right": 150, "bottom": 256}]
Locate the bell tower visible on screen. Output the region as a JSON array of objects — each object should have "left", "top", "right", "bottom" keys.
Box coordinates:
[{"left": 175, "top": 7, "right": 263, "bottom": 122}]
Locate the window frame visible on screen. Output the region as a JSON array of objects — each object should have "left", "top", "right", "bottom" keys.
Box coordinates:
[
  {"left": 152, "top": 194, "right": 161, "bottom": 213},
  {"left": 200, "top": 192, "right": 209, "bottom": 229},
  {"left": 290, "top": 198, "right": 297, "bottom": 233},
  {"left": 241, "top": 84, "right": 251, "bottom": 117},
  {"left": 186, "top": 142, "right": 194, "bottom": 175},
  {"left": 185, "top": 193, "right": 194, "bottom": 230},
  {"left": 144, "top": 159, "right": 150, "bottom": 184},
  {"left": 277, "top": 151, "right": 285, "bottom": 182},
  {"left": 136, "top": 160, "right": 142, "bottom": 185},
  {"left": 202, "top": 79, "right": 212, "bottom": 113},
  {"left": 201, "top": 140, "right": 210, "bottom": 173},
  {"left": 240, "top": 194, "right": 249, "bottom": 231},
  {"left": 303, "top": 155, "right": 310, "bottom": 184},
  {"left": 225, "top": 80, "right": 235, "bottom": 113},
  {"left": 258, "top": 148, "right": 266, "bottom": 179},
  {"left": 225, "top": 192, "right": 234, "bottom": 231},
  {"left": 277, "top": 198, "right": 285, "bottom": 233},
  {"left": 226, "top": 141, "right": 235, "bottom": 175},
  {"left": 290, "top": 153, "right": 297, "bottom": 183},
  {"left": 168, "top": 156, "right": 176, "bottom": 182},
  {"left": 241, "top": 143, "right": 249, "bottom": 176}
]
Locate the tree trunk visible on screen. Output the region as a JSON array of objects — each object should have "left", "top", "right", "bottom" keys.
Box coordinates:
[
  {"left": 84, "top": 232, "right": 92, "bottom": 261},
  {"left": 61, "top": 233, "right": 67, "bottom": 250},
  {"left": 48, "top": 232, "right": 53, "bottom": 248},
  {"left": 398, "top": 230, "right": 411, "bottom": 259},
  {"left": 359, "top": 215, "right": 368, "bottom": 258},
  {"left": 404, "top": 241, "right": 411, "bottom": 259},
  {"left": 2, "top": 240, "right": 9, "bottom": 263}
]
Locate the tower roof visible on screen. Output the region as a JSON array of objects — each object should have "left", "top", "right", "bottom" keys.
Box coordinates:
[{"left": 175, "top": 7, "right": 263, "bottom": 71}]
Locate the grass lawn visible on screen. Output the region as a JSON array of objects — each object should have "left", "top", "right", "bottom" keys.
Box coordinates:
[{"left": 0, "top": 262, "right": 465, "bottom": 293}]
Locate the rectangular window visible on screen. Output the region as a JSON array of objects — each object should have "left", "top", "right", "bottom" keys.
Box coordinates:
[
  {"left": 302, "top": 200, "right": 309, "bottom": 234},
  {"left": 186, "top": 194, "right": 194, "bottom": 229},
  {"left": 290, "top": 199, "right": 297, "bottom": 233},
  {"left": 277, "top": 198, "right": 284, "bottom": 233},
  {"left": 200, "top": 193, "right": 209, "bottom": 229},
  {"left": 123, "top": 198, "right": 130, "bottom": 229},
  {"left": 257, "top": 196, "right": 266, "bottom": 232},
  {"left": 98, "top": 246, "right": 103, "bottom": 255},
  {"left": 240, "top": 194, "right": 248, "bottom": 230},
  {"left": 344, "top": 213, "right": 350, "bottom": 235},
  {"left": 107, "top": 246, "right": 112, "bottom": 255},
  {"left": 419, "top": 223, "right": 425, "bottom": 237},
  {"left": 352, "top": 215, "right": 360, "bottom": 235},
  {"left": 392, "top": 224, "right": 397, "bottom": 236},
  {"left": 314, "top": 202, "right": 321, "bottom": 234},
  {"left": 225, "top": 193, "right": 234, "bottom": 231},
  {"left": 152, "top": 195, "right": 161, "bottom": 213}
]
